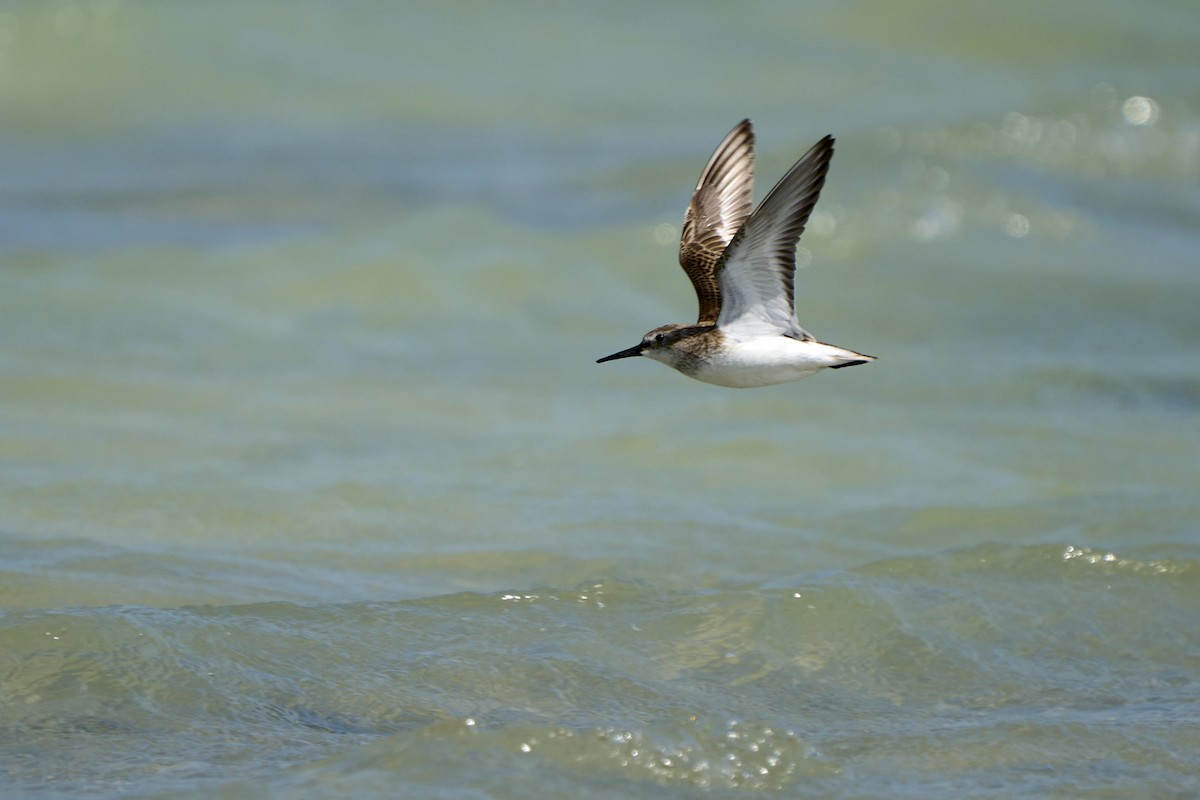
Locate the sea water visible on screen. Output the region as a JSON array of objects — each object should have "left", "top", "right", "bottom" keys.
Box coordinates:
[{"left": 1, "top": 2, "right": 1198, "bottom": 796}]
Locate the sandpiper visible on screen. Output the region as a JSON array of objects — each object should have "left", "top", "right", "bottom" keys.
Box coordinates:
[{"left": 597, "top": 120, "right": 874, "bottom": 388}]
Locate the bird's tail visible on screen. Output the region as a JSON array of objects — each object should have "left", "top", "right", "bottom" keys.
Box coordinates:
[{"left": 823, "top": 344, "right": 876, "bottom": 369}]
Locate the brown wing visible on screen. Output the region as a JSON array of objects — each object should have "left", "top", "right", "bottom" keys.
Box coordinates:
[{"left": 679, "top": 120, "right": 755, "bottom": 323}]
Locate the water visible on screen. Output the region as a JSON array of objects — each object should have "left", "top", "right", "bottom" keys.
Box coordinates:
[{"left": 2, "top": 1, "right": 1198, "bottom": 797}]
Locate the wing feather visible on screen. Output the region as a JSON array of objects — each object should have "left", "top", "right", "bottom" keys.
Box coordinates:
[
  {"left": 715, "top": 135, "right": 834, "bottom": 340},
  {"left": 678, "top": 120, "right": 755, "bottom": 323}
]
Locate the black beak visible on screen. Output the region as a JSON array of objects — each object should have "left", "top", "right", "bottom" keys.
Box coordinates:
[{"left": 596, "top": 344, "right": 643, "bottom": 363}]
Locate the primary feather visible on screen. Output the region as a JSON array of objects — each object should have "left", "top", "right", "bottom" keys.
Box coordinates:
[{"left": 678, "top": 119, "right": 756, "bottom": 324}]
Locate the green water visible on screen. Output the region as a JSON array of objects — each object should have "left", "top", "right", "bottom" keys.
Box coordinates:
[{"left": 2, "top": 1, "right": 1198, "bottom": 797}]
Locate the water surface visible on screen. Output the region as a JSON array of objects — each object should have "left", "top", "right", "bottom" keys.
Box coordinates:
[{"left": 1, "top": 2, "right": 1198, "bottom": 797}]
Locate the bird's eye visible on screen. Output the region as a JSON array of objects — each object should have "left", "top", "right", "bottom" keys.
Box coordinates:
[{"left": 654, "top": 333, "right": 666, "bottom": 343}]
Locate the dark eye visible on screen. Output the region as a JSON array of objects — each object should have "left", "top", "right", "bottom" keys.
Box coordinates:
[{"left": 654, "top": 333, "right": 666, "bottom": 343}]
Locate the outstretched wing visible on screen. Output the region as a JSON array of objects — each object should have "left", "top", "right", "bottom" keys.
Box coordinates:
[
  {"left": 715, "top": 135, "right": 834, "bottom": 341},
  {"left": 678, "top": 120, "right": 755, "bottom": 324}
]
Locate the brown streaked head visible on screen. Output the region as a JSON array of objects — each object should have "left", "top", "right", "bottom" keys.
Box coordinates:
[{"left": 597, "top": 322, "right": 717, "bottom": 366}]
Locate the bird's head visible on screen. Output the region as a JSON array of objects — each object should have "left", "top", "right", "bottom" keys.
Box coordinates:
[{"left": 596, "top": 323, "right": 705, "bottom": 369}]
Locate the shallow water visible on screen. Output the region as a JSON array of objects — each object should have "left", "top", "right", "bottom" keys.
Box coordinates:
[{"left": 2, "top": 1, "right": 1199, "bottom": 797}]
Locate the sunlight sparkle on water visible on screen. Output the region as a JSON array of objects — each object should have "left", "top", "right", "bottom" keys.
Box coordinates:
[
  {"left": 1121, "top": 95, "right": 1159, "bottom": 126},
  {"left": 1004, "top": 213, "right": 1030, "bottom": 238},
  {"left": 653, "top": 223, "right": 676, "bottom": 245}
]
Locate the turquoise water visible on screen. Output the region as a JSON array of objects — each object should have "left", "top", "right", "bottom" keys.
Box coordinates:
[{"left": 2, "top": 2, "right": 1199, "bottom": 797}]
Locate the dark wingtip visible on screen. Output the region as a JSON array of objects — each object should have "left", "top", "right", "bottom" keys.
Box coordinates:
[{"left": 814, "top": 134, "right": 835, "bottom": 159}]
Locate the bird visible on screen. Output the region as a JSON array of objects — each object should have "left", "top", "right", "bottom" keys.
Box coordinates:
[{"left": 596, "top": 119, "right": 874, "bottom": 388}]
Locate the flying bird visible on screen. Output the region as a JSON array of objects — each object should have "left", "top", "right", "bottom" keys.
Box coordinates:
[{"left": 597, "top": 120, "right": 874, "bottom": 387}]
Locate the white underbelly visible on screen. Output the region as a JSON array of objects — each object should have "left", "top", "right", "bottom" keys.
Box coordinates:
[{"left": 691, "top": 338, "right": 834, "bottom": 388}]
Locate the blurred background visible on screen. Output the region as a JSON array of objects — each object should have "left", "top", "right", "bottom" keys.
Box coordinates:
[{"left": 1, "top": 2, "right": 1198, "bottom": 797}]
